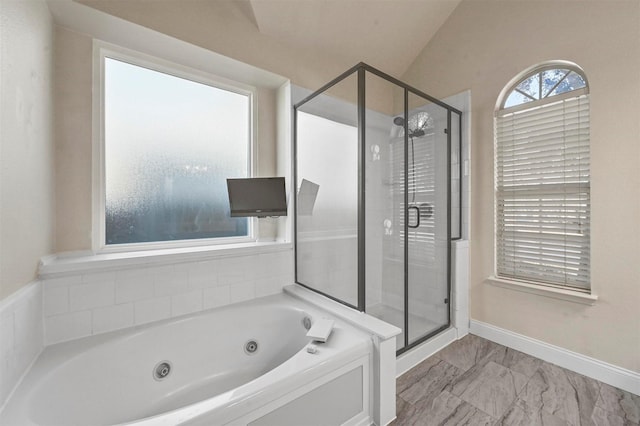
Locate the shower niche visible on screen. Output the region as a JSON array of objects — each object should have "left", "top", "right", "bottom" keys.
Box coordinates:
[{"left": 294, "top": 64, "right": 462, "bottom": 354}]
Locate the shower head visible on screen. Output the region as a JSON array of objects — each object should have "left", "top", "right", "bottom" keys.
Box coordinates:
[
  {"left": 393, "top": 112, "right": 432, "bottom": 138},
  {"left": 394, "top": 116, "right": 425, "bottom": 138}
]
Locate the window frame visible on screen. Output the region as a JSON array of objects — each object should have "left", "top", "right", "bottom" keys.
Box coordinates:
[
  {"left": 92, "top": 42, "right": 258, "bottom": 252},
  {"left": 493, "top": 61, "right": 591, "bottom": 294}
]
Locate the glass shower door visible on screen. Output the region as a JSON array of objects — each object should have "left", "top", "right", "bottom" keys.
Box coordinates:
[
  {"left": 363, "top": 77, "right": 451, "bottom": 352},
  {"left": 406, "top": 93, "right": 450, "bottom": 346},
  {"left": 364, "top": 72, "right": 407, "bottom": 350}
]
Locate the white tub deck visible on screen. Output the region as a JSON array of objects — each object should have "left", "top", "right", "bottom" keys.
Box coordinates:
[{"left": 1, "top": 290, "right": 391, "bottom": 426}]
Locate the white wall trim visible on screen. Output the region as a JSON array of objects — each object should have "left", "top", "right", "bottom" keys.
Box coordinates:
[
  {"left": 486, "top": 276, "right": 598, "bottom": 305},
  {"left": 39, "top": 242, "right": 292, "bottom": 278},
  {"left": 470, "top": 320, "right": 640, "bottom": 395}
]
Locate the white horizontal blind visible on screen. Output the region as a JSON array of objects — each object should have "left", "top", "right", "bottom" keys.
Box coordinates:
[{"left": 495, "top": 94, "right": 590, "bottom": 290}]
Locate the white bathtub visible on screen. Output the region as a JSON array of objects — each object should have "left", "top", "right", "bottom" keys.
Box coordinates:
[{"left": 0, "top": 291, "right": 374, "bottom": 426}]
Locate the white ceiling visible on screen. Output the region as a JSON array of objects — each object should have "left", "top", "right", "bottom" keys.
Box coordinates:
[{"left": 248, "top": 0, "right": 462, "bottom": 76}]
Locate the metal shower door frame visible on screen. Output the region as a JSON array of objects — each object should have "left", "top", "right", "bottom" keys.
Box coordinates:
[{"left": 293, "top": 63, "right": 462, "bottom": 355}]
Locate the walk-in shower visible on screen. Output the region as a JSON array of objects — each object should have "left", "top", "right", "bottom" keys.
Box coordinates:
[{"left": 294, "top": 63, "right": 462, "bottom": 354}]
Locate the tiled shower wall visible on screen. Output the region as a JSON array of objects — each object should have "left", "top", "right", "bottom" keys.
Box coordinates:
[{"left": 42, "top": 248, "right": 293, "bottom": 345}]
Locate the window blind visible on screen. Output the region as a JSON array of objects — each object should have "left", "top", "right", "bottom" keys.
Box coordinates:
[{"left": 495, "top": 94, "right": 590, "bottom": 290}]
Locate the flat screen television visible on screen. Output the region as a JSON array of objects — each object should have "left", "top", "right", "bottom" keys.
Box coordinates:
[{"left": 227, "top": 177, "right": 287, "bottom": 217}]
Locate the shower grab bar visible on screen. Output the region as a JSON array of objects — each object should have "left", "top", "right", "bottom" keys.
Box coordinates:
[{"left": 408, "top": 206, "right": 420, "bottom": 228}]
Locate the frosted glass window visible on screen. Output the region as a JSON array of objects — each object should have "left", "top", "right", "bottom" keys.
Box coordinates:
[{"left": 104, "top": 58, "right": 250, "bottom": 245}]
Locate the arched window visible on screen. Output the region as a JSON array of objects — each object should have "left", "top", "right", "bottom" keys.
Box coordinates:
[
  {"left": 495, "top": 62, "right": 590, "bottom": 291},
  {"left": 501, "top": 66, "right": 587, "bottom": 110}
]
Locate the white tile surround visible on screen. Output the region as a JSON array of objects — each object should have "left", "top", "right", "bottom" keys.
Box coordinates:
[
  {"left": 0, "top": 244, "right": 293, "bottom": 409},
  {"left": 0, "top": 281, "right": 43, "bottom": 409},
  {"left": 41, "top": 246, "right": 294, "bottom": 345}
]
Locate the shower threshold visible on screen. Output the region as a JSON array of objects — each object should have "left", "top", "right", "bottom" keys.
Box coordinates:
[{"left": 366, "top": 304, "right": 443, "bottom": 352}]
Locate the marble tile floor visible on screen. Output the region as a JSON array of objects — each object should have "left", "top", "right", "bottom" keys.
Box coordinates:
[{"left": 393, "top": 334, "right": 640, "bottom": 426}]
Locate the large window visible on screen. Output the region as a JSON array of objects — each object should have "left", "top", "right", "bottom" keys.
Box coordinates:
[
  {"left": 495, "top": 63, "right": 590, "bottom": 291},
  {"left": 99, "top": 48, "right": 253, "bottom": 248}
]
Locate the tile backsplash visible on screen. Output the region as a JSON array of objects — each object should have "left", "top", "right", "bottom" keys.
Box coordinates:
[{"left": 42, "top": 248, "right": 293, "bottom": 345}]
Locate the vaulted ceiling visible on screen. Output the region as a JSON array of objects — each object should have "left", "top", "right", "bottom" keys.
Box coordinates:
[
  {"left": 73, "top": 0, "right": 462, "bottom": 79},
  {"left": 247, "top": 0, "right": 462, "bottom": 76}
]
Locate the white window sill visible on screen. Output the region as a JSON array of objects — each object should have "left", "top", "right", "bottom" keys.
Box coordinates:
[
  {"left": 39, "top": 241, "right": 292, "bottom": 278},
  {"left": 486, "top": 276, "right": 598, "bottom": 306}
]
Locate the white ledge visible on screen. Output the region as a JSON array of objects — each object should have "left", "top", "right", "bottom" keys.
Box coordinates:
[
  {"left": 284, "top": 284, "right": 401, "bottom": 341},
  {"left": 486, "top": 276, "right": 598, "bottom": 305},
  {"left": 39, "top": 242, "right": 292, "bottom": 278}
]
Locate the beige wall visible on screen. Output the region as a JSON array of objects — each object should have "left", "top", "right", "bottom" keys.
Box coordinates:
[
  {"left": 403, "top": 0, "right": 640, "bottom": 372},
  {"left": 54, "top": 26, "right": 93, "bottom": 251},
  {"left": 0, "top": 0, "right": 55, "bottom": 299}
]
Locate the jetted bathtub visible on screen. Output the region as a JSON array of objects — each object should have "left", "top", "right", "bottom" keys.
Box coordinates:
[{"left": 0, "top": 291, "right": 373, "bottom": 426}]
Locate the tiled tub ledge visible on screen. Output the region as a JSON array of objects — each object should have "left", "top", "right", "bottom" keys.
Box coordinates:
[{"left": 39, "top": 241, "right": 293, "bottom": 278}]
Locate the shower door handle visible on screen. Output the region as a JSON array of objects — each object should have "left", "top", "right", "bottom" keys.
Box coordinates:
[{"left": 408, "top": 206, "right": 420, "bottom": 228}]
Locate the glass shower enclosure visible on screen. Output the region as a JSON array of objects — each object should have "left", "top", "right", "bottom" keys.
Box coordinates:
[{"left": 294, "top": 64, "right": 462, "bottom": 354}]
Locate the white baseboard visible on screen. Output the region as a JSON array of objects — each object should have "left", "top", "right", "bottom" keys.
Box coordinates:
[{"left": 470, "top": 320, "right": 640, "bottom": 396}]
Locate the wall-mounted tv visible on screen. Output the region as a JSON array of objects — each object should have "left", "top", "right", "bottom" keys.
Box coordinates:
[{"left": 227, "top": 177, "right": 287, "bottom": 218}]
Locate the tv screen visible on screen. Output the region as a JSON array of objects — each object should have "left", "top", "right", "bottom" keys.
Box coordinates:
[{"left": 227, "top": 177, "right": 287, "bottom": 217}]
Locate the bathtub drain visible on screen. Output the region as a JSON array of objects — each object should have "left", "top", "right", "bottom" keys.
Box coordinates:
[
  {"left": 153, "top": 361, "right": 172, "bottom": 381},
  {"left": 244, "top": 340, "right": 259, "bottom": 355}
]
